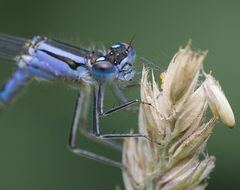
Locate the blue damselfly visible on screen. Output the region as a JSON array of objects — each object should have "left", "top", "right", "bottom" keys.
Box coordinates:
[{"left": 0, "top": 33, "right": 148, "bottom": 168}]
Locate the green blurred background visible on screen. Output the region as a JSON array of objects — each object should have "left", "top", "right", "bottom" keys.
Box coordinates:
[{"left": 0, "top": 0, "right": 239, "bottom": 189}]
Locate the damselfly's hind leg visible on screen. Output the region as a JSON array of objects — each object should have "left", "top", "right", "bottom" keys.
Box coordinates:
[
  {"left": 0, "top": 69, "right": 31, "bottom": 110},
  {"left": 68, "top": 87, "right": 122, "bottom": 168}
]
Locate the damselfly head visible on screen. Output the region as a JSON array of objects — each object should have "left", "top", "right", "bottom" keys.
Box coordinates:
[
  {"left": 107, "top": 43, "right": 136, "bottom": 66},
  {"left": 105, "top": 43, "right": 135, "bottom": 81}
]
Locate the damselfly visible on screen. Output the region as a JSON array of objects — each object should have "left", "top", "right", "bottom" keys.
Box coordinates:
[{"left": 0, "top": 33, "right": 147, "bottom": 168}]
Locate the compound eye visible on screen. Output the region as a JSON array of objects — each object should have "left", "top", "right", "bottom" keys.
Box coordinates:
[
  {"left": 93, "top": 60, "right": 114, "bottom": 71},
  {"left": 92, "top": 57, "right": 117, "bottom": 81},
  {"left": 94, "top": 57, "right": 112, "bottom": 69}
]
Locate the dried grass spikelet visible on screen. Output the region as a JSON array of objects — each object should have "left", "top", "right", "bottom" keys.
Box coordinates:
[{"left": 122, "top": 44, "right": 235, "bottom": 190}]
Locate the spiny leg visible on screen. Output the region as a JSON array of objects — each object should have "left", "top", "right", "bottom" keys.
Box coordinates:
[
  {"left": 93, "top": 84, "right": 147, "bottom": 139},
  {"left": 68, "top": 87, "right": 122, "bottom": 168},
  {"left": 111, "top": 82, "right": 140, "bottom": 113},
  {"left": 0, "top": 69, "right": 31, "bottom": 109},
  {"left": 71, "top": 86, "right": 121, "bottom": 151}
]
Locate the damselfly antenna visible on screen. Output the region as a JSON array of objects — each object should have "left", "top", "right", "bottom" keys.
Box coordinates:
[{"left": 127, "top": 33, "right": 137, "bottom": 52}]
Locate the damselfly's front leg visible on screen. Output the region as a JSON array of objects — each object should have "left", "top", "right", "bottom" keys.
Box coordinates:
[
  {"left": 111, "top": 82, "right": 140, "bottom": 113},
  {"left": 0, "top": 69, "right": 31, "bottom": 110},
  {"left": 92, "top": 84, "right": 147, "bottom": 139}
]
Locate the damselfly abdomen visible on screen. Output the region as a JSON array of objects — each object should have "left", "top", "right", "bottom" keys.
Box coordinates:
[{"left": 0, "top": 33, "right": 146, "bottom": 168}]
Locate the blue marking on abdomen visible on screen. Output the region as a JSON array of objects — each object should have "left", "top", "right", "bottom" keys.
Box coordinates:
[{"left": 0, "top": 70, "right": 30, "bottom": 105}]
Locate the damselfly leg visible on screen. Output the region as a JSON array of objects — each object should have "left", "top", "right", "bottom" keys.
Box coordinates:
[
  {"left": 68, "top": 84, "right": 147, "bottom": 168},
  {"left": 93, "top": 83, "right": 146, "bottom": 138},
  {"left": 68, "top": 87, "right": 122, "bottom": 168},
  {"left": 111, "top": 82, "right": 140, "bottom": 113}
]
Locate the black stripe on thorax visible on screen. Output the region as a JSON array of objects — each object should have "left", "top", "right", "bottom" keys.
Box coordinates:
[{"left": 40, "top": 49, "right": 82, "bottom": 70}]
